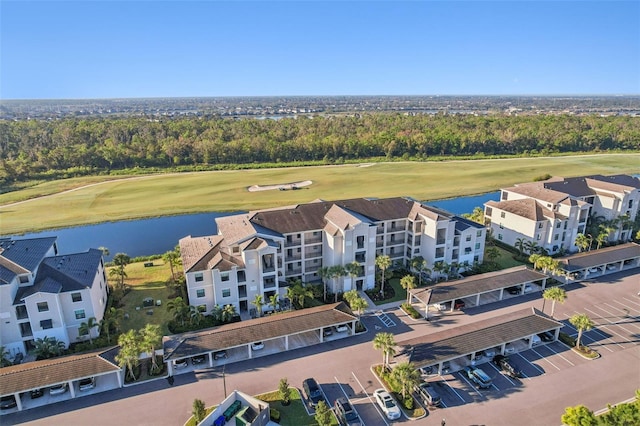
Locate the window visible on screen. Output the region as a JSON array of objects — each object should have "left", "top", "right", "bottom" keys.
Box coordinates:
[
  {"left": 538, "top": 223, "right": 543, "bottom": 229},
  {"left": 499, "top": 223, "right": 504, "bottom": 229},
  {"left": 477, "top": 230, "right": 482, "bottom": 237},
  {"left": 75, "top": 309, "right": 86, "bottom": 320},
  {"left": 464, "top": 247, "right": 472, "bottom": 254},
  {"left": 40, "top": 319, "right": 53, "bottom": 330},
  {"left": 435, "top": 247, "right": 444, "bottom": 258},
  {"left": 554, "top": 234, "right": 559, "bottom": 241},
  {"left": 232, "top": 246, "right": 240, "bottom": 254},
  {"left": 19, "top": 275, "right": 29, "bottom": 284},
  {"left": 37, "top": 302, "right": 49, "bottom": 312},
  {"left": 536, "top": 234, "right": 541, "bottom": 240},
  {"left": 222, "top": 289, "right": 231, "bottom": 298},
  {"left": 16, "top": 305, "right": 28, "bottom": 320},
  {"left": 475, "top": 242, "right": 481, "bottom": 250},
  {"left": 629, "top": 200, "right": 634, "bottom": 209},
  {"left": 498, "top": 234, "right": 503, "bottom": 241},
  {"left": 221, "top": 272, "right": 230, "bottom": 282},
  {"left": 196, "top": 289, "right": 205, "bottom": 298},
  {"left": 500, "top": 212, "right": 506, "bottom": 218},
  {"left": 72, "top": 292, "right": 82, "bottom": 302},
  {"left": 237, "top": 270, "right": 246, "bottom": 282},
  {"left": 195, "top": 273, "right": 204, "bottom": 282},
  {"left": 564, "top": 221, "right": 568, "bottom": 229},
  {"left": 556, "top": 222, "right": 561, "bottom": 228},
  {"left": 466, "top": 235, "right": 471, "bottom": 242}
]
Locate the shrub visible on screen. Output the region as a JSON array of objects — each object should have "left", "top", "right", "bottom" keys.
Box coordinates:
[
  {"left": 270, "top": 407, "right": 280, "bottom": 422},
  {"left": 401, "top": 303, "right": 421, "bottom": 319},
  {"left": 559, "top": 332, "right": 575, "bottom": 347},
  {"left": 278, "top": 378, "right": 291, "bottom": 406},
  {"left": 192, "top": 399, "right": 206, "bottom": 424}
]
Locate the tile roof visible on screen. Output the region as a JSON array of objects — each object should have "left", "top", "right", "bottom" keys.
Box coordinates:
[
  {"left": 0, "top": 348, "right": 121, "bottom": 396},
  {"left": 179, "top": 235, "right": 225, "bottom": 273},
  {"left": 398, "top": 308, "right": 562, "bottom": 368},
  {"left": 410, "top": 266, "right": 548, "bottom": 304},
  {"left": 163, "top": 302, "right": 357, "bottom": 360},
  {"left": 557, "top": 242, "right": 640, "bottom": 271},
  {"left": 486, "top": 198, "right": 552, "bottom": 221},
  {"left": 506, "top": 183, "right": 569, "bottom": 204},
  {"left": 0, "top": 237, "right": 57, "bottom": 285}
]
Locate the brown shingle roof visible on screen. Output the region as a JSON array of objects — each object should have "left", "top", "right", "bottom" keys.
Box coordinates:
[
  {"left": 557, "top": 242, "right": 640, "bottom": 271},
  {"left": 163, "top": 302, "right": 357, "bottom": 360},
  {"left": 398, "top": 308, "right": 562, "bottom": 368},
  {"left": 486, "top": 198, "right": 551, "bottom": 221},
  {"left": 506, "top": 183, "right": 569, "bottom": 204},
  {"left": 0, "top": 348, "right": 120, "bottom": 396}
]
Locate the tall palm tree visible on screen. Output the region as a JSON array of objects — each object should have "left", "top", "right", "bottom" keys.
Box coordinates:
[
  {"left": 111, "top": 253, "right": 131, "bottom": 291},
  {"left": 167, "top": 296, "right": 189, "bottom": 326},
  {"left": 574, "top": 233, "right": 590, "bottom": 252},
  {"left": 252, "top": 294, "right": 264, "bottom": 317},
  {"left": 375, "top": 255, "right": 392, "bottom": 296},
  {"left": 351, "top": 296, "right": 368, "bottom": 325},
  {"left": 329, "top": 265, "right": 346, "bottom": 302},
  {"left": 344, "top": 261, "right": 361, "bottom": 291},
  {"left": 569, "top": 313, "right": 594, "bottom": 350},
  {"left": 391, "top": 362, "right": 421, "bottom": 400},
  {"left": 116, "top": 330, "right": 141, "bottom": 381},
  {"left": 514, "top": 238, "right": 526, "bottom": 257},
  {"left": 343, "top": 289, "right": 358, "bottom": 306},
  {"left": 163, "top": 249, "right": 180, "bottom": 282},
  {"left": 529, "top": 254, "right": 543, "bottom": 270},
  {"left": 372, "top": 332, "right": 396, "bottom": 368},
  {"left": 269, "top": 294, "right": 279, "bottom": 312},
  {"left": 100, "top": 306, "right": 123, "bottom": 344},
  {"left": 400, "top": 274, "right": 416, "bottom": 304},
  {"left": 79, "top": 317, "right": 99, "bottom": 345},
  {"left": 189, "top": 305, "right": 204, "bottom": 325},
  {"left": 410, "top": 256, "right": 430, "bottom": 286},
  {"left": 542, "top": 287, "right": 567, "bottom": 317},
  {"left": 221, "top": 304, "right": 237, "bottom": 323},
  {"left": 318, "top": 266, "right": 330, "bottom": 302},
  {"left": 139, "top": 324, "right": 162, "bottom": 373}
]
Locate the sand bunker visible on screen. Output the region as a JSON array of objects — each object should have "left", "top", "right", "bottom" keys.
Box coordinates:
[{"left": 247, "top": 180, "right": 313, "bottom": 192}]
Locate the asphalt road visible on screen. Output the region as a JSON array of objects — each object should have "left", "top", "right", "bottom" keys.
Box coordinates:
[{"left": 4, "top": 269, "right": 639, "bottom": 426}]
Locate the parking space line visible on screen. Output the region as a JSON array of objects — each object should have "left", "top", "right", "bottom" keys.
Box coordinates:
[
  {"left": 603, "top": 302, "right": 640, "bottom": 331},
  {"left": 611, "top": 300, "right": 640, "bottom": 317},
  {"left": 486, "top": 362, "right": 518, "bottom": 386},
  {"left": 335, "top": 376, "right": 365, "bottom": 426},
  {"left": 440, "top": 376, "right": 467, "bottom": 402},
  {"left": 542, "top": 343, "right": 575, "bottom": 366},
  {"left": 515, "top": 352, "right": 545, "bottom": 375},
  {"left": 596, "top": 303, "right": 640, "bottom": 332},
  {"left": 351, "top": 371, "right": 389, "bottom": 426},
  {"left": 583, "top": 307, "right": 631, "bottom": 346},
  {"left": 457, "top": 372, "right": 484, "bottom": 397},
  {"left": 530, "top": 348, "right": 562, "bottom": 370},
  {"left": 562, "top": 313, "right": 619, "bottom": 351},
  {"left": 621, "top": 297, "right": 640, "bottom": 309}
]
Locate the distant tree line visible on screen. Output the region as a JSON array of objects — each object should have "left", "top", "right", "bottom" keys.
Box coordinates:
[{"left": 1, "top": 113, "right": 639, "bottom": 185}]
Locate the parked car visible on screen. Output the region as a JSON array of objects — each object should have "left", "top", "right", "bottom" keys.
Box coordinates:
[
  {"left": 463, "top": 366, "right": 493, "bottom": 389},
  {"left": 30, "top": 388, "right": 44, "bottom": 399},
  {"left": 588, "top": 267, "right": 602, "bottom": 274},
  {"left": 334, "top": 397, "right": 362, "bottom": 425},
  {"left": 373, "top": 388, "right": 401, "bottom": 420},
  {"left": 416, "top": 382, "right": 442, "bottom": 407},
  {"left": 505, "top": 343, "right": 516, "bottom": 354},
  {"left": 302, "top": 378, "right": 323, "bottom": 405},
  {"left": 482, "top": 347, "right": 497, "bottom": 358},
  {"left": 606, "top": 264, "right": 617, "bottom": 271},
  {"left": 537, "top": 331, "right": 554, "bottom": 342},
  {"left": 506, "top": 286, "right": 521, "bottom": 295},
  {"left": 523, "top": 284, "right": 534, "bottom": 293},
  {"left": 79, "top": 377, "right": 96, "bottom": 391},
  {"left": 251, "top": 341, "right": 264, "bottom": 351},
  {"left": 0, "top": 396, "right": 17, "bottom": 410},
  {"left": 191, "top": 354, "right": 207, "bottom": 364},
  {"left": 335, "top": 324, "right": 349, "bottom": 333},
  {"left": 419, "top": 365, "right": 434, "bottom": 376},
  {"left": 213, "top": 350, "right": 227, "bottom": 360},
  {"left": 323, "top": 327, "right": 333, "bottom": 337},
  {"left": 525, "top": 334, "right": 542, "bottom": 346},
  {"left": 453, "top": 299, "right": 465, "bottom": 310},
  {"left": 434, "top": 303, "right": 447, "bottom": 311},
  {"left": 441, "top": 361, "right": 451, "bottom": 373},
  {"left": 173, "top": 359, "right": 189, "bottom": 369},
  {"left": 492, "top": 355, "right": 522, "bottom": 379},
  {"left": 49, "top": 383, "right": 68, "bottom": 396}
]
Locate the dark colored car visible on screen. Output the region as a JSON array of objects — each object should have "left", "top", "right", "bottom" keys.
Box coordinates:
[
  {"left": 334, "top": 397, "right": 361, "bottom": 425},
  {"left": 213, "top": 350, "right": 227, "bottom": 360},
  {"left": 492, "top": 355, "right": 522, "bottom": 378},
  {"left": 302, "top": 378, "right": 323, "bottom": 405},
  {"left": 30, "top": 388, "right": 44, "bottom": 399},
  {"left": 506, "top": 286, "right": 521, "bottom": 295},
  {"left": 79, "top": 377, "right": 96, "bottom": 391},
  {"left": 191, "top": 354, "right": 207, "bottom": 364},
  {"left": 453, "top": 299, "right": 465, "bottom": 310},
  {"left": 537, "top": 331, "right": 554, "bottom": 342},
  {"left": 0, "top": 396, "right": 17, "bottom": 410}
]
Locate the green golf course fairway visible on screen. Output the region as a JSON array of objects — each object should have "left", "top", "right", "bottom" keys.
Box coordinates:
[{"left": 1, "top": 154, "right": 638, "bottom": 235}]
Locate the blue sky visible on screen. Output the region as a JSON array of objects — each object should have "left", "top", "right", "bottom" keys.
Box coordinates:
[{"left": 2, "top": 1, "right": 639, "bottom": 99}]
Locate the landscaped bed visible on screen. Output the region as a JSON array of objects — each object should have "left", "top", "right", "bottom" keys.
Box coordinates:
[{"left": 256, "top": 388, "right": 337, "bottom": 426}]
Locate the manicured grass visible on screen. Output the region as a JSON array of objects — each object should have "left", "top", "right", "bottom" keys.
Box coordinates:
[
  {"left": 1, "top": 154, "right": 639, "bottom": 234},
  {"left": 110, "top": 260, "right": 174, "bottom": 335},
  {"left": 256, "top": 388, "right": 338, "bottom": 426},
  {"left": 184, "top": 406, "right": 216, "bottom": 426},
  {"left": 492, "top": 246, "right": 527, "bottom": 269},
  {"left": 375, "top": 277, "right": 407, "bottom": 305}
]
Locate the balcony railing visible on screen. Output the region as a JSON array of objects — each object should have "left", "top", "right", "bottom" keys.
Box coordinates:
[
  {"left": 285, "top": 254, "right": 302, "bottom": 261},
  {"left": 285, "top": 268, "right": 303, "bottom": 275},
  {"left": 436, "top": 238, "right": 446, "bottom": 245},
  {"left": 285, "top": 239, "right": 302, "bottom": 247},
  {"left": 305, "top": 236, "right": 323, "bottom": 244}
]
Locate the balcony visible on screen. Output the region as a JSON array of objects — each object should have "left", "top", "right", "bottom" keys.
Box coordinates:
[
  {"left": 305, "top": 235, "right": 322, "bottom": 244},
  {"left": 304, "top": 249, "right": 322, "bottom": 258},
  {"left": 436, "top": 238, "right": 446, "bottom": 245},
  {"left": 285, "top": 268, "right": 303, "bottom": 275},
  {"left": 389, "top": 252, "right": 404, "bottom": 259},
  {"left": 376, "top": 226, "right": 384, "bottom": 234},
  {"left": 285, "top": 254, "right": 302, "bottom": 261},
  {"left": 285, "top": 239, "right": 302, "bottom": 247},
  {"left": 16, "top": 305, "right": 28, "bottom": 320},
  {"left": 238, "top": 286, "right": 247, "bottom": 298}
]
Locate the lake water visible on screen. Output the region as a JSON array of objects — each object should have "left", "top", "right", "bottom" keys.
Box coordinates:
[{"left": 6, "top": 192, "right": 500, "bottom": 260}]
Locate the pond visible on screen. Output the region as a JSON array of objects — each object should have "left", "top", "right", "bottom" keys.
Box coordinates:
[{"left": 6, "top": 192, "right": 500, "bottom": 260}]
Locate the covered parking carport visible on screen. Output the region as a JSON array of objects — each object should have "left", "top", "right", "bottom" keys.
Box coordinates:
[
  {"left": 163, "top": 302, "right": 357, "bottom": 375},
  {"left": 396, "top": 307, "right": 562, "bottom": 375},
  {"left": 0, "top": 347, "right": 122, "bottom": 413},
  {"left": 558, "top": 242, "right": 640, "bottom": 282},
  {"left": 408, "top": 266, "right": 548, "bottom": 316}
]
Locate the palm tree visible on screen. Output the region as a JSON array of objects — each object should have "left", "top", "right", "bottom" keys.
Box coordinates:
[
  {"left": 574, "top": 233, "right": 590, "bottom": 252},
  {"left": 486, "top": 246, "right": 500, "bottom": 263},
  {"left": 372, "top": 332, "right": 396, "bottom": 368},
  {"left": 100, "top": 306, "right": 123, "bottom": 344},
  {"left": 221, "top": 304, "right": 237, "bottom": 323},
  {"left": 139, "top": 324, "right": 162, "bottom": 374},
  {"left": 529, "top": 253, "right": 543, "bottom": 270},
  {"left": 167, "top": 296, "right": 189, "bottom": 326},
  {"left": 375, "top": 255, "right": 392, "bottom": 296},
  {"left": 116, "top": 330, "right": 141, "bottom": 381},
  {"left": 569, "top": 313, "right": 594, "bottom": 350},
  {"left": 523, "top": 240, "right": 539, "bottom": 255},
  {"left": 351, "top": 296, "right": 368, "bottom": 325},
  {"left": 111, "top": 253, "right": 131, "bottom": 291},
  {"left": 542, "top": 287, "right": 567, "bottom": 317},
  {"left": 344, "top": 261, "right": 361, "bottom": 291},
  {"left": 0, "top": 346, "right": 11, "bottom": 367},
  {"left": 391, "top": 362, "right": 421, "bottom": 400},
  {"left": 79, "top": 317, "right": 99, "bottom": 345},
  {"left": 400, "top": 274, "right": 416, "bottom": 304},
  {"left": 210, "top": 304, "right": 223, "bottom": 322},
  {"left": 514, "top": 238, "right": 526, "bottom": 257},
  {"left": 163, "top": 249, "right": 180, "bottom": 282},
  {"left": 269, "top": 294, "right": 279, "bottom": 312},
  {"left": 343, "top": 289, "right": 359, "bottom": 306},
  {"left": 318, "top": 266, "right": 330, "bottom": 302},
  {"left": 410, "top": 256, "right": 430, "bottom": 286},
  {"left": 252, "top": 294, "right": 264, "bottom": 317},
  {"left": 33, "top": 336, "right": 66, "bottom": 360},
  {"left": 432, "top": 261, "right": 450, "bottom": 282},
  {"left": 189, "top": 305, "right": 204, "bottom": 325},
  {"left": 329, "top": 265, "right": 346, "bottom": 302},
  {"left": 98, "top": 246, "right": 110, "bottom": 257}
]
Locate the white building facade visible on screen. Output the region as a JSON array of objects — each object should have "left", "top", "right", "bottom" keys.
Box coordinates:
[
  {"left": 0, "top": 237, "right": 108, "bottom": 358},
  {"left": 180, "top": 197, "right": 486, "bottom": 314}
]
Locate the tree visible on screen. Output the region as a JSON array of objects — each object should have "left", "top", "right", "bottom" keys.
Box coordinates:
[
  {"left": 116, "top": 329, "right": 141, "bottom": 382},
  {"left": 542, "top": 287, "right": 567, "bottom": 318},
  {"left": 111, "top": 253, "right": 131, "bottom": 291},
  {"left": 318, "top": 266, "right": 330, "bottom": 302},
  {"left": 100, "top": 306, "right": 123, "bottom": 344},
  {"left": 343, "top": 289, "right": 359, "bottom": 306},
  {"left": 486, "top": 246, "right": 500, "bottom": 263},
  {"left": 98, "top": 246, "right": 110, "bottom": 257},
  {"left": 314, "top": 400, "right": 332, "bottom": 426},
  {"left": 351, "top": 295, "right": 368, "bottom": 325},
  {"left": 461, "top": 206, "right": 484, "bottom": 224},
  {"left": 514, "top": 238, "right": 526, "bottom": 257},
  {"left": 561, "top": 405, "right": 597, "bottom": 426},
  {"left": 0, "top": 346, "right": 11, "bottom": 367},
  {"left": 192, "top": 399, "right": 206, "bottom": 424},
  {"left": 278, "top": 377, "right": 291, "bottom": 406},
  {"left": 269, "top": 294, "right": 279, "bottom": 312},
  {"left": 574, "top": 233, "right": 590, "bottom": 252},
  {"left": 189, "top": 305, "right": 204, "bottom": 325},
  {"left": 523, "top": 240, "right": 539, "bottom": 255},
  {"left": 373, "top": 332, "right": 396, "bottom": 368},
  {"left": 221, "top": 304, "right": 237, "bottom": 323},
  {"left": 433, "top": 261, "right": 450, "bottom": 282},
  {"left": 375, "top": 255, "right": 392, "bottom": 296},
  {"left": 569, "top": 313, "right": 594, "bottom": 350},
  {"left": 410, "top": 256, "right": 430, "bottom": 286},
  {"left": 400, "top": 274, "right": 416, "bottom": 304},
  {"left": 163, "top": 249, "right": 180, "bottom": 282},
  {"left": 391, "top": 362, "right": 421, "bottom": 400},
  {"left": 529, "top": 253, "right": 543, "bottom": 270},
  {"left": 329, "top": 265, "right": 346, "bottom": 302},
  {"left": 210, "top": 305, "right": 223, "bottom": 322},
  {"left": 139, "top": 324, "right": 162, "bottom": 374},
  {"left": 167, "top": 296, "right": 189, "bottom": 326},
  {"left": 599, "top": 399, "right": 640, "bottom": 425},
  {"left": 287, "top": 282, "right": 313, "bottom": 309},
  {"left": 33, "top": 336, "right": 66, "bottom": 360},
  {"left": 79, "top": 317, "right": 99, "bottom": 345},
  {"left": 252, "top": 294, "right": 264, "bottom": 317},
  {"left": 344, "top": 261, "right": 361, "bottom": 291}
]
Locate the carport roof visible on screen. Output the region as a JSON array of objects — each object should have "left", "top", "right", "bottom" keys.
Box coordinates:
[
  {"left": 0, "top": 347, "right": 121, "bottom": 396},
  {"left": 398, "top": 308, "right": 562, "bottom": 368},
  {"left": 163, "top": 302, "right": 357, "bottom": 360},
  {"left": 557, "top": 242, "right": 640, "bottom": 271},
  {"left": 410, "top": 266, "right": 548, "bottom": 305}
]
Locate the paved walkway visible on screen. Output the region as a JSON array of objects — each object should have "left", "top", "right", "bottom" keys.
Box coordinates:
[{"left": 358, "top": 290, "right": 403, "bottom": 312}]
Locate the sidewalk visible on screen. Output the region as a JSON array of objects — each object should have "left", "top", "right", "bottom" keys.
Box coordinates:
[{"left": 358, "top": 290, "right": 403, "bottom": 313}]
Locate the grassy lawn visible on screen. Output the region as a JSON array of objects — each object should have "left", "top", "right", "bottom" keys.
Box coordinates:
[
  {"left": 2, "top": 154, "right": 639, "bottom": 234},
  {"left": 371, "top": 277, "right": 407, "bottom": 306},
  {"left": 109, "top": 260, "right": 175, "bottom": 335},
  {"left": 492, "top": 246, "right": 527, "bottom": 269},
  {"left": 256, "top": 388, "right": 338, "bottom": 426}
]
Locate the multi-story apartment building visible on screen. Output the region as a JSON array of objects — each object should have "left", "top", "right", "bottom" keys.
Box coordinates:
[
  {"left": 484, "top": 174, "right": 640, "bottom": 254},
  {"left": 0, "top": 237, "right": 108, "bottom": 359},
  {"left": 180, "top": 197, "right": 485, "bottom": 314}
]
